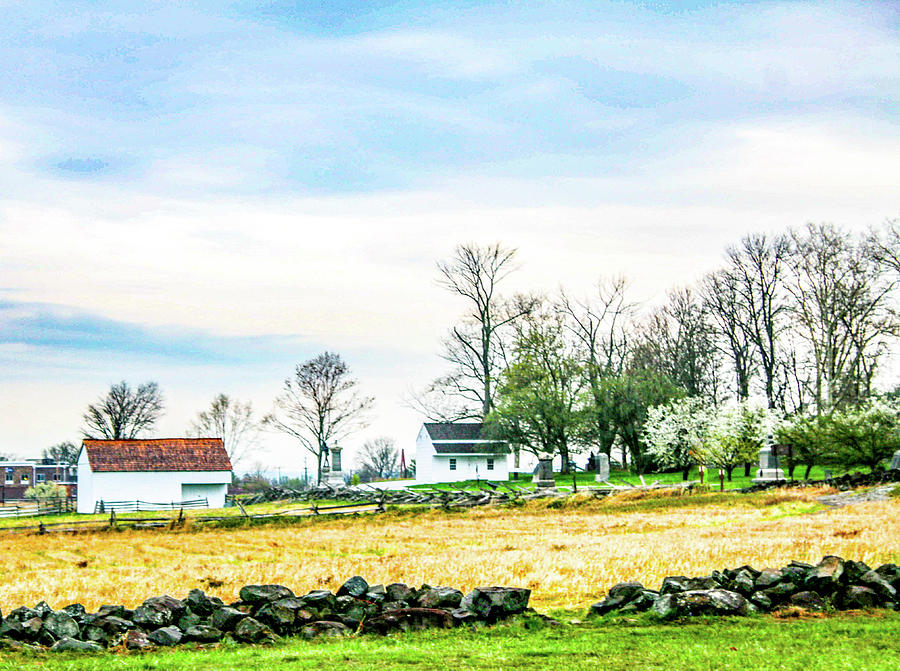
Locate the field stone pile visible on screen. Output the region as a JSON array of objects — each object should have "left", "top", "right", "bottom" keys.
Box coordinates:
[
  {"left": 0, "top": 577, "right": 531, "bottom": 653},
  {"left": 591, "top": 556, "right": 899, "bottom": 620}
]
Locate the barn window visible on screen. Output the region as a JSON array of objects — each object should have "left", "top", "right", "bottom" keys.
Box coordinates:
[
  {"left": 449, "top": 458, "right": 457, "bottom": 471},
  {"left": 487, "top": 458, "right": 494, "bottom": 471}
]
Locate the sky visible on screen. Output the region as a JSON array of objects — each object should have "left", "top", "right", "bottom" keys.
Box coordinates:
[{"left": 1, "top": 1, "right": 898, "bottom": 476}]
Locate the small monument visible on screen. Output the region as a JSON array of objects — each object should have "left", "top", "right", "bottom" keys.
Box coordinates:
[
  {"left": 753, "top": 434, "right": 785, "bottom": 483},
  {"left": 594, "top": 453, "right": 610, "bottom": 483},
  {"left": 533, "top": 458, "right": 556, "bottom": 489},
  {"left": 890, "top": 450, "right": 900, "bottom": 471},
  {"left": 325, "top": 445, "right": 345, "bottom": 487}
]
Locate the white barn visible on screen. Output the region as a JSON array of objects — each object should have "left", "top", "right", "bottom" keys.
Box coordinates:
[
  {"left": 415, "top": 423, "right": 510, "bottom": 484},
  {"left": 77, "top": 438, "right": 232, "bottom": 513}
]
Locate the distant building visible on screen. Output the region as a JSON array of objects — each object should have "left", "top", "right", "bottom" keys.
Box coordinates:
[
  {"left": 0, "top": 460, "right": 77, "bottom": 501},
  {"left": 76, "top": 438, "right": 232, "bottom": 514},
  {"left": 415, "top": 423, "right": 509, "bottom": 484}
]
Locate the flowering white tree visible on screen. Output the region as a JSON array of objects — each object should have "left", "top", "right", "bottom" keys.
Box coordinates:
[
  {"left": 643, "top": 397, "right": 712, "bottom": 480},
  {"left": 698, "top": 400, "right": 780, "bottom": 486}
]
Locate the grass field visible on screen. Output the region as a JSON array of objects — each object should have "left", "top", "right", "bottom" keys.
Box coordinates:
[
  {"left": 0, "top": 487, "right": 897, "bottom": 614},
  {"left": 1, "top": 611, "right": 898, "bottom": 670},
  {"left": 412, "top": 464, "right": 836, "bottom": 492}
]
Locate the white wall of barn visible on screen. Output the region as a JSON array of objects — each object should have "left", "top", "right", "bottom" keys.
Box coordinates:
[{"left": 76, "top": 453, "right": 230, "bottom": 513}]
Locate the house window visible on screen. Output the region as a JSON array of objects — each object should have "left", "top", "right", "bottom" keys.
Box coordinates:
[
  {"left": 4, "top": 471, "right": 12, "bottom": 483},
  {"left": 21, "top": 474, "right": 29, "bottom": 484},
  {"left": 449, "top": 458, "right": 457, "bottom": 471},
  {"left": 487, "top": 458, "right": 494, "bottom": 471},
  {"left": 37, "top": 473, "right": 45, "bottom": 482}
]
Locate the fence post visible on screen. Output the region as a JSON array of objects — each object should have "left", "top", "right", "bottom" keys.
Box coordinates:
[{"left": 109, "top": 509, "right": 116, "bottom": 529}]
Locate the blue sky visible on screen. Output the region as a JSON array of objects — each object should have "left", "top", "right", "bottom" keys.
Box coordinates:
[{"left": 1, "top": 1, "right": 898, "bottom": 470}]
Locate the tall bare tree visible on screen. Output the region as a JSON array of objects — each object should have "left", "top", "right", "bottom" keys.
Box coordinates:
[
  {"left": 82, "top": 381, "right": 164, "bottom": 440},
  {"left": 788, "top": 223, "right": 897, "bottom": 411},
  {"left": 702, "top": 268, "right": 756, "bottom": 402},
  {"left": 188, "top": 394, "right": 260, "bottom": 468},
  {"left": 558, "top": 276, "right": 637, "bottom": 457},
  {"left": 415, "top": 242, "right": 534, "bottom": 420},
  {"left": 632, "top": 288, "right": 720, "bottom": 401},
  {"left": 356, "top": 437, "right": 399, "bottom": 481},
  {"left": 264, "top": 352, "right": 374, "bottom": 484},
  {"left": 42, "top": 441, "right": 80, "bottom": 464},
  {"left": 723, "top": 233, "right": 791, "bottom": 409},
  {"left": 868, "top": 217, "right": 900, "bottom": 277}
]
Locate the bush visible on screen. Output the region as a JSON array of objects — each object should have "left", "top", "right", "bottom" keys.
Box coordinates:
[{"left": 24, "top": 482, "right": 68, "bottom": 499}]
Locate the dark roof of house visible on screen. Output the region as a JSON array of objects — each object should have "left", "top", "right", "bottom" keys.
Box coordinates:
[
  {"left": 424, "top": 422, "right": 493, "bottom": 441},
  {"left": 82, "top": 439, "right": 232, "bottom": 473},
  {"left": 433, "top": 442, "right": 510, "bottom": 455}
]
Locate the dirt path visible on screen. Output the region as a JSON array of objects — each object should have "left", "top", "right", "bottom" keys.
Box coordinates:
[{"left": 817, "top": 484, "right": 897, "bottom": 508}]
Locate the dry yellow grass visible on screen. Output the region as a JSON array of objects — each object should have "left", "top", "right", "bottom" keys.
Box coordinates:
[{"left": 1, "top": 491, "right": 897, "bottom": 612}]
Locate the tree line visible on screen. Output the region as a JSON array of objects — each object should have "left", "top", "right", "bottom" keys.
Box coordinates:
[{"left": 415, "top": 219, "right": 900, "bottom": 475}]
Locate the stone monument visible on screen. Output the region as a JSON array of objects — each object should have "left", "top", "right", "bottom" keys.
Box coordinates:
[
  {"left": 594, "top": 453, "right": 610, "bottom": 483},
  {"left": 753, "top": 434, "right": 785, "bottom": 483},
  {"left": 325, "top": 445, "right": 345, "bottom": 487},
  {"left": 533, "top": 458, "right": 556, "bottom": 489},
  {"left": 890, "top": 450, "right": 900, "bottom": 471}
]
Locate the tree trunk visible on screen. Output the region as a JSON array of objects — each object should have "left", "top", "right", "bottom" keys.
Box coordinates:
[
  {"left": 682, "top": 465, "right": 691, "bottom": 481},
  {"left": 725, "top": 465, "right": 734, "bottom": 481},
  {"left": 744, "top": 462, "right": 751, "bottom": 476},
  {"left": 804, "top": 463, "right": 813, "bottom": 479}
]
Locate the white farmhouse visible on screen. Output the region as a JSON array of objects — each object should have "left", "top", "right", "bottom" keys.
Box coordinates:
[
  {"left": 415, "top": 423, "right": 509, "bottom": 484},
  {"left": 76, "top": 438, "right": 232, "bottom": 513}
]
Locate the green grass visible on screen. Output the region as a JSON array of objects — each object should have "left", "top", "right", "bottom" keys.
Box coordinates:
[
  {"left": 1, "top": 611, "right": 897, "bottom": 671},
  {"left": 412, "top": 464, "right": 837, "bottom": 493}
]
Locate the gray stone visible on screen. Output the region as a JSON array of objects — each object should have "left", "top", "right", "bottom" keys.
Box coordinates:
[
  {"left": 728, "top": 570, "right": 756, "bottom": 596},
  {"left": 759, "top": 582, "right": 798, "bottom": 604},
  {"left": 890, "top": 449, "right": 900, "bottom": 470},
  {"left": 300, "top": 620, "right": 352, "bottom": 640},
  {"left": 61, "top": 604, "right": 87, "bottom": 621},
  {"left": 839, "top": 585, "right": 879, "bottom": 610},
  {"left": 595, "top": 454, "right": 610, "bottom": 482},
  {"left": 300, "top": 590, "right": 336, "bottom": 612},
  {"left": 338, "top": 602, "right": 368, "bottom": 629},
  {"left": 96, "top": 605, "right": 130, "bottom": 619},
  {"left": 232, "top": 617, "right": 277, "bottom": 644},
  {"left": 50, "top": 637, "right": 102, "bottom": 652},
  {"left": 661, "top": 576, "right": 718, "bottom": 594},
  {"left": 418, "top": 586, "right": 464, "bottom": 609},
  {"left": 177, "top": 612, "right": 203, "bottom": 631},
  {"left": 749, "top": 592, "right": 773, "bottom": 612},
  {"left": 337, "top": 576, "right": 369, "bottom": 598},
  {"left": 124, "top": 630, "right": 153, "bottom": 650},
  {"left": 589, "top": 595, "right": 627, "bottom": 616},
  {"left": 858, "top": 571, "right": 897, "bottom": 602},
  {"left": 459, "top": 587, "right": 530, "bottom": 622},
  {"left": 239, "top": 584, "right": 295, "bottom": 605},
  {"left": 184, "top": 625, "right": 224, "bottom": 643},
  {"left": 132, "top": 604, "right": 174, "bottom": 628},
  {"left": 754, "top": 568, "right": 783, "bottom": 589},
  {"left": 365, "top": 585, "right": 387, "bottom": 603},
  {"left": 651, "top": 594, "right": 678, "bottom": 620},
  {"left": 607, "top": 581, "right": 645, "bottom": 601},
  {"left": 789, "top": 591, "right": 827, "bottom": 610},
  {"left": 255, "top": 602, "right": 297, "bottom": 633},
  {"left": 144, "top": 595, "right": 186, "bottom": 621},
  {"left": 148, "top": 626, "right": 182, "bottom": 646},
  {"left": 665, "top": 589, "right": 753, "bottom": 617},
  {"left": 386, "top": 583, "right": 414, "bottom": 603},
  {"left": 618, "top": 591, "right": 658, "bottom": 613},
  {"left": 451, "top": 608, "right": 478, "bottom": 625},
  {"left": 97, "top": 616, "right": 134, "bottom": 634},
  {"left": 805, "top": 556, "right": 844, "bottom": 595},
  {"left": 843, "top": 560, "right": 873, "bottom": 584},
  {"left": 533, "top": 458, "right": 556, "bottom": 488},
  {"left": 209, "top": 607, "right": 246, "bottom": 632},
  {"left": 185, "top": 589, "right": 224, "bottom": 616},
  {"left": 363, "top": 608, "right": 454, "bottom": 634},
  {"left": 41, "top": 612, "right": 80, "bottom": 641},
  {"left": 33, "top": 601, "right": 53, "bottom": 618},
  {"left": 875, "top": 564, "right": 900, "bottom": 590}
]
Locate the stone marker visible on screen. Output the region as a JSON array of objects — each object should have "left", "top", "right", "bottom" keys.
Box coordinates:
[
  {"left": 594, "top": 453, "right": 610, "bottom": 483},
  {"left": 753, "top": 435, "right": 785, "bottom": 483},
  {"left": 890, "top": 450, "right": 900, "bottom": 470},
  {"left": 532, "top": 458, "right": 555, "bottom": 489},
  {"left": 326, "top": 446, "right": 345, "bottom": 487}
]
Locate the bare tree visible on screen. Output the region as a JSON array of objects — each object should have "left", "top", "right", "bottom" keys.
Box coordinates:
[
  {"left": 558, "top": 276, "right": 637, "bottom": 458},
  {"left": 264, "top": 352, "right": 374, "bottom": 484},
  {"left": 723, "top": 233, "right": 791, "bottom": 409},
  {"left": 82, "top": 381, "right": 164, "bottom": 440},
  {"left": 702, "top": 268, "right": 756, "bottom": 402},
  {"left": 188, "top": 394, "right": 260, "bottom": 468},
  {"left": 868, "top": 217, "right": 900, "bottom": 277},
  {"left": 788, "top": 223, "right": 897, "bottom": 411},
  {"left": 356, "top": 437, "right": 399, "bottom": 481},
  {"left": 632, "top": 288, "right": 720, "bottom": 401},
  {"left": 42, "top": 441, "right": 80, "bottom": 464},
  {"left": 425, "top": 242, "right": 535, "bottom": 419}
]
